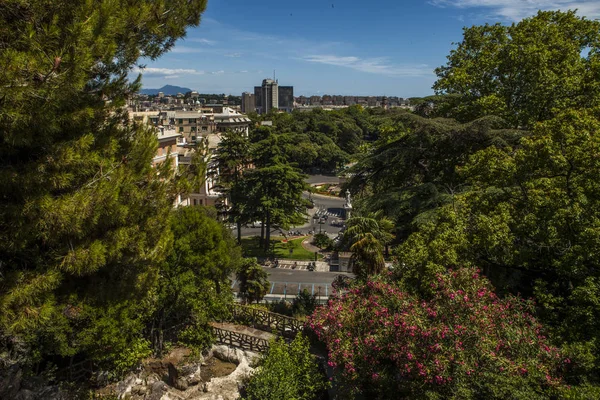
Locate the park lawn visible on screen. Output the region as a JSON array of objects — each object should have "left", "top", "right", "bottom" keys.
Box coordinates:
[{"left": 241, "top": 236, "right": 322, "bottom": 261}]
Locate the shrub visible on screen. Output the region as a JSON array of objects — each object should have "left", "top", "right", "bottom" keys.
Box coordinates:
[
  {"left": 308, "top": 268, "right": 569, "bottom": 399},
  {"left": 292, "top": 289, "right": 318, "bottom": 317},
  {"left": 313, "top": 233, "right": 333, "bottom": 249},
  {"left": 241, "top": 333, "right": 329, "bottom": 400}
]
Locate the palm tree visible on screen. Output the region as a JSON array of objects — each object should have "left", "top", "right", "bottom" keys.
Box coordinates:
[
  {"left": 237, "top": 258, "right": 269, "bottom": 304},
  {"left": 350, "top": 233, "right": 385, "bottom": 278},
  {"left": 345, "top": 211, "right": 394, "bottom": 250},
  {"left": 344, "top": 210, "right": 394, "bottom": 278}
]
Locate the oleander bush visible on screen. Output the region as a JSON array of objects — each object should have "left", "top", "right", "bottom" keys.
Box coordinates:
[{"left": 308, "top": 268, "right": 570, "bottom": 399}]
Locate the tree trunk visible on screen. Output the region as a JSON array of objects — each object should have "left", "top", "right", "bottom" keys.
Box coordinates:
[
  {"left": 156, "top": 308, "right": 165, "bottom": 354},
  {"left": 259, "top": 220, "right": 264, "bottom": 248},
  {"left": 236, "top": 221, "right": 241, "bottom": 244},
  {"left": 265, "top": 210, "right": 271, "bottom": 253},
  {"left": 258, "top": 221, "right": 265, "bottom": 249}
]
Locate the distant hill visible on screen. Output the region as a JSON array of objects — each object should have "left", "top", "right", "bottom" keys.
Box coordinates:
[{"left": 139, "top": 85, "right": 192, "bottom": 96}]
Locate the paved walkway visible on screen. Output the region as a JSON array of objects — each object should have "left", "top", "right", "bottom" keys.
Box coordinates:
[
  {"left": 209, "top": 322, "right": 275, "bottom": 341},
  {"left": 301, "top": 236, "right": 321, "bottom": 253}
]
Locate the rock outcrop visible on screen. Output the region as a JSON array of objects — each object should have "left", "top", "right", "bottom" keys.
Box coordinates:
[
  {"left": 111, "top": 345, "right": 260, "bottom": 400},
  {"left": 1, "top": 344, "right": 259, "bottom": 400},
  {"left": 0, "top": 364, "right": 65, "bottom": 400}
]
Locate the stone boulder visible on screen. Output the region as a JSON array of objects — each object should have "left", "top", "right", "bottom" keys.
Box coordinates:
[{"left": 0, "top": 364, "right": 22, "bottom": 399}]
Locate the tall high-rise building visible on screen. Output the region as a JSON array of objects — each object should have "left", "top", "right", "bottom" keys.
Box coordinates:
[
  {"left": 253, "top": 79, "right": 294, "bottom": 114},
  {"left": 254, "top": 79, "right": 278, "bottom": 114},
  {"left": 278, "top": 86, "right": 294, "bottom": 112},
  {"left": 241, "top": 92, "right": 255, "bottom": 113}
]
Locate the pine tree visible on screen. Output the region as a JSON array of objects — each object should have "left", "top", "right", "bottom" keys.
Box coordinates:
[
  {"left": 215, "top": 130, "right": 252, "bottom": 243},
  {"left": 0, "top": 0, "right": 207, "bottom": 367}
]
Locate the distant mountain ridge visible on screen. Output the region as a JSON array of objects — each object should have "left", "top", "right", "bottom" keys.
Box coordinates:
[{"left": 139, "top": 85, "right": 192, "bottom": 96}]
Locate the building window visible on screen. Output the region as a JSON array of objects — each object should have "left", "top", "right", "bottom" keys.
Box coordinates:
[
  {"left": 191, "top": 136, "right": 196, "bottom": 141},
  {"left": 201, "top": 126, "right": 208, "bottom": 131},
  {"left": 191, "top": 127, "right": 196, "bottom": 132},
  {"left": 189, "top": 119, "right": 196, "bottom": 124},
  {"left": 178, "top": 119, "right": 183, "bottom": 124},
  {"left": 179, "top": 127, "right": 184, "bottom": 133},
  {"left": 193, "top": 199, "right": 197, "bottom": 205}
]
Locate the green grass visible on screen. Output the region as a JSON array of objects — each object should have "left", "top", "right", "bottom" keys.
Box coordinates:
[{"left": 241, "top": 236, "right": 322, "bottom": 261}]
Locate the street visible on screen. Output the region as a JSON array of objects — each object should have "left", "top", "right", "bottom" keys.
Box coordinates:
[
  {"left": 231, "top": 266, "right": 351, "bottom": 300},
  {"left": 232, "top": 191, "right": 347, "bottom": 237}
]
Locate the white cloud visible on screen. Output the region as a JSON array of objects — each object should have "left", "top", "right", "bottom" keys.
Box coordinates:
[
  {"left": 430, "top": 0, "right": 600, "bottom": 20},
  {"left": 170, "top": 46, "right": 205, "bottom": 54},
  {"left": 188, "top": 38, "right": 216, "bottom": 45},
  {"left": 300, "top": 55, "right": 432, "bottom": 76},
  {"left": 211, "top": 70, "right": 225, "bottom": 75},
  {"left": 225, "top": 53, "right": 242, "bottom": 58},
  {"left": 132, "top": 67, "right": 205, "bottom": 77}
]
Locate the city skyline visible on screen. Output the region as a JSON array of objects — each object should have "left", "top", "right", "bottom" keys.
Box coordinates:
[{"left": 132, "top": 0, "right": 600, "bottom": 97}]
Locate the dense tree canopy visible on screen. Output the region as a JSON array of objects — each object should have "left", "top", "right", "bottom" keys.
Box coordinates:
[
  {"left": 434, "top": 11, "right": 600, "bottom": 127},
  {"left": 249, "top": 106, "right": 413, "bottom": 174},
  {"left": 344, "top": 9, "right": 600, "bottom": 393},
  {"left": 151, "top": 207, "right": 240, "bottom": 352},
  {"left": 0, "top": 0, "right": 207, "bottom": 369},
  {"left": 347, "top": 113, "right": 522, "bottom": 238},
  {"left": 396, "top": 109, "right": 600, "bottom": 384}
]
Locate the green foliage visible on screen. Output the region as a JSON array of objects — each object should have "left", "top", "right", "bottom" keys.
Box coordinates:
[
  {"left": 313, "top": 233, "right": 333, "bottom": 249},
  {"left": 243, "top": 161, "right": 309, "bottom": 251},
  {"left": 214, "top": 130, "right": 253, "bottom": 242},
  {"left": 237, "top": 258, "right": 269, "bottom": 304},
  {"left": 285, "top": 239, "right": 297, "bottom": 254},
  {"left": 150, "top": 207, "right": 240, "bottom": 353},
  {"left": 434, "top": 10, "right": 600, "bottom": 127},
  {"left": 292, "top": 289, "right": 318, "bottom": 317},
  {"left": 344, "top": 10, "right": 600, "bottom": 393},
  {"left": 341, "top": 212, "right": 394, "bottom": 278},
  {"left": 112, "top": 338, "right": 152, "bottom": 376},
  {"left": 218, "top": 126, "right": 309, "bottom": 251},
  {"left": 249, "top": 107, "right": 414, "bottom": 174},
  {"left": 241, "top": 333, "right": 329, "bottom": 400},
  {"left": 76, "top": 301, "right": 153, "bottom": 373},
  {"left": 0, "top": 0, "right": 207, "bottom": 369},
  {"left": 347, "top": 113, "right": 521, "bottom": 239},
  {"left": 396, "top": 109, "right": 600, "bottom": 386}
]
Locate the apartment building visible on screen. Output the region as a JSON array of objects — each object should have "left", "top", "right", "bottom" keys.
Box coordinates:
[
  {"left": 241, "top": 92, "right": 256, "bottom": 113},
  {"left": 129, "top": 107, "right": 251, "bottom": 208}
]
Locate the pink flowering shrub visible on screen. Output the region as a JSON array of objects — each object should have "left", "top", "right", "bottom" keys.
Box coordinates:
[{"left": 307, "top": 268, "right": 569, "bottom": 399}]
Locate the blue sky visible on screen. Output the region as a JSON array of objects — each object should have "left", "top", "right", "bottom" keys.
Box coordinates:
[{"left": 135, "top": 0, "right": 600, "bottom": 97}]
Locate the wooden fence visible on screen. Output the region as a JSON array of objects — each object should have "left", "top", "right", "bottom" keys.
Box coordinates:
[
  {"left": 228, "top": 304, "right": 304, "bottom": 338},
  {"left": 211, "top": 326, "right": 270, "bottom": 353}
]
